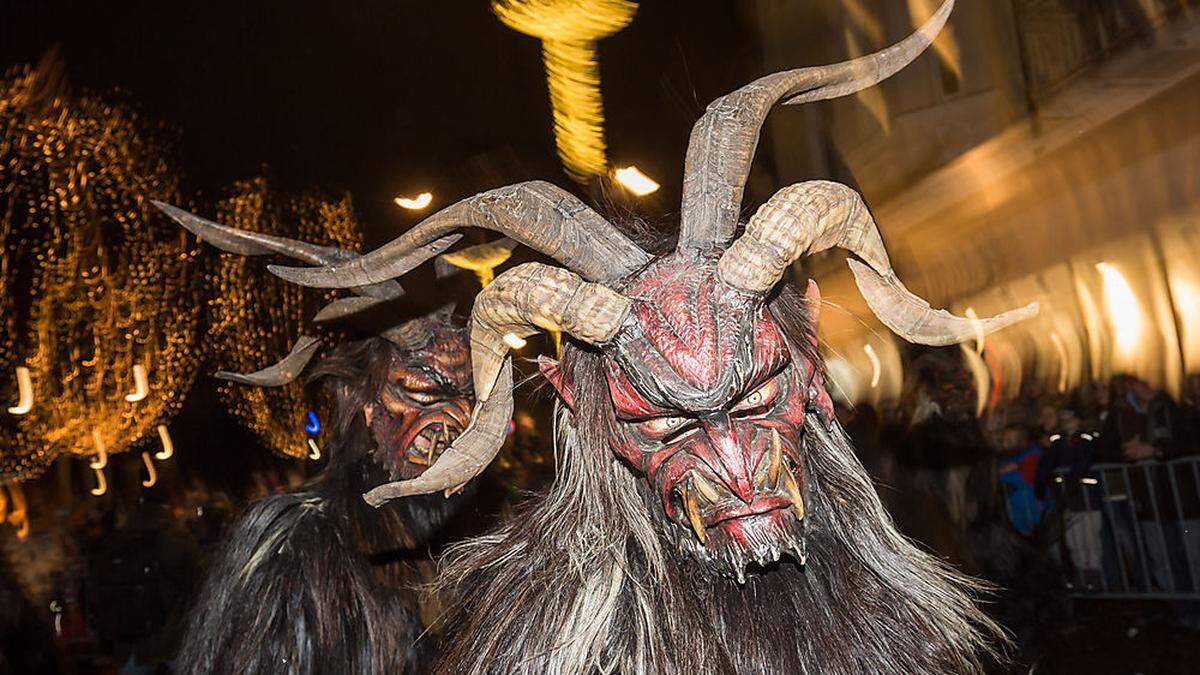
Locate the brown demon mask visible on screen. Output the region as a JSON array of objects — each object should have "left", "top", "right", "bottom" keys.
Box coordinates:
[
  {"left": 154, "top": 202, "right": 485, "bottom": 482},
  {"left": 367, "top": 320, "right": 473, "bottom": 480},
  {"left": 269, "top": 0, "right": 1035, "bottom": 574}
]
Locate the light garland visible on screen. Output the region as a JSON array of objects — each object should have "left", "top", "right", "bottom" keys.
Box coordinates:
[
  {"left": 493, "top": 0, "right": 637, "bottom": 183},
  {"left": 207, "top": 177, "right": 361, "bottom": 459},
  {"left": 0, "top": 59, "right": 204, "bottom": 481}
]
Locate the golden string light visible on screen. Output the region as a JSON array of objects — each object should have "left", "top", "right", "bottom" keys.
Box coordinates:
[
  {"left": 863, "top": 343, "right": 882, "bottom": 388},
  {"left": 89, "top": 466, "right": 107, "bottom": 497},
  {"left": 0, "top": 58, "right": 204, "bottom": 481},
  {"left": 88, "top": 429, "right": 108, "bottom": 470},
  {"left": 493, "top": 0, "right": 637, "bottom": 183},
  {"left": 3, "top": 483, "right": 29, "bottom": 539},
  {"left": 154, "top": 424, "right": 174, "bottom": 460},
  {"left": 207, "top": 177, "right": 361, "bottom": 459},
  {"left": 124, "top": 364, "right": 149, "bottom": 402},
  {"left": 7, "top": 367, "right": 33, "bottom": 415},
  {"left": 140, "top": 451, "right": 158, "bottom": 488}
]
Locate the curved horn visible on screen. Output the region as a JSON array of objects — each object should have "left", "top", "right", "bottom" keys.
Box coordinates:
[
  {"left": 153, "top": 200, "right": 459, "bottom": 300},
  {"left": 269, "top": 181, "right": 650, "bottom": 288},
  {"left": 363, "top": 263, "right": 631, "bottom": 503},
  {"left": 677, "top": 0, "right": 954, "bottom": 250},
  {"left": 717, "top": 180, "right": 1037, "bottom": 345},
  {"left": 380, "top": 315, "right": 434, "bottom": 350},
  {"left": 215, "top": 335, "right": 322, "bottom": 386}
]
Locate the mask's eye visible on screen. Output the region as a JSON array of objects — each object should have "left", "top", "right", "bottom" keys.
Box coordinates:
[
  {"left": 732, "top": 376, "right": 780, "bottom": 415},
  {"left": 403, "top": 389, "right": 443, "bottom": 405},
  {"left": 636, "top": 415, "right": 691, "bottom": 440}
]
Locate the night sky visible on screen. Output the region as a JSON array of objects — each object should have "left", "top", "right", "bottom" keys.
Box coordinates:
[{"left": 0, "top": 0, "right": 759, "bottom": 242}]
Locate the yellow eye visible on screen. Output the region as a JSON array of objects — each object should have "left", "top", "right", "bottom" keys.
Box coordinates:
[
  {"left": 637, "top": 415, "right": 689, "bottom": 438},
  {"left": 733, "top": 377, "right": 779, "bottom": 413}
]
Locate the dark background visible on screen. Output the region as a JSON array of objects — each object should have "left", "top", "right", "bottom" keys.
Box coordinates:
[{"left": 0, "top": 0, "right": 762, "bottom": 241}]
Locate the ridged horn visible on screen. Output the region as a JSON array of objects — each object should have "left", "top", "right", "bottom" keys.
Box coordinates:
[
  {"left": 676, "top": 0, "right": 954, "bottom": 250},
  {"left": 153, "top": 200, "right": 463, "bottom": 301},
  {"left": 215, "top": 335, "right": 322, "bottom": 386},
  {"left": 363, "top": 263, "right": 631, "bottom": 503},
  {"left": 269, "top": 181, "right": 650, "bottom": 288},
  {"left": 380, "top": 314, "right": 434, "bottom": 350},
  {"left": 717, "top": 180, "right": 1037, "bottom": 345}
]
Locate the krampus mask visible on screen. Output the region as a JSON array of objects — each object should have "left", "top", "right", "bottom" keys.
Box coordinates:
[
  {"left": 272, "top": 2, "right": 1037, "bottom": 671},
  {"left": 155, "top": 201, "right": 491, "bottom": 481}
]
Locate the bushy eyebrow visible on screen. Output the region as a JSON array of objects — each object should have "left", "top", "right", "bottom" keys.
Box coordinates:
[{"left": 610, "top": 348, "right": 792, "bottom": 421}]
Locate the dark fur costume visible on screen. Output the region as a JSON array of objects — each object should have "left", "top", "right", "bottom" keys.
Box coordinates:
[{"left": 177, "top": 337, "right": 465, "bottom": 674}]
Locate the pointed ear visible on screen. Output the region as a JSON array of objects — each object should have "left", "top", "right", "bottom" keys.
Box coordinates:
[
  {"left": 804, "top": 278, "right": 821, "bottom": 326},
  {"left": 538, "top": 355, "right": 575, "bottom": 411}
]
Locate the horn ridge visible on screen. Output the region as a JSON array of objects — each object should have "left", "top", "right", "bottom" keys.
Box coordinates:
[{"left": 676, "top": 0, "right": 954, "bottom": 251}]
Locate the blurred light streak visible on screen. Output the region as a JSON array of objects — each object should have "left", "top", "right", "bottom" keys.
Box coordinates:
[
  {"left": 140, "top": 451, "right": 157, "bottom": 488},
  {"left": 1049, "top": 331, "right": 1070, "bottom": 393},
  {"left": 394, "top": 192, "right": 433, "bottom": 210},
  {"left": 965, "top": 307, "right": 985, "bottom": 355},
  {"left": 906, "top": 0, "right": 961, "bottom": 79},
  {"left": 493, "top": 0, "right": 637, "bottom": 182},
  {"left": 863, "top": 343, "right": 881, "bottom": 388},
  {"left": 1096, "top": 262, "right": 1143, "bottom": 359},
  {"left": 7, "top": 484, "right": 28, "bottom": 539},
  {"left": 842, "top": 28, "right": 890, "bottom": 134},
  {"left": 839, "top": 0, "right": 884, "bottom": 45},
  {"left": 124, "top": 363, "right": 149, "bottom": 402},
  {"left": 960, "top": 343, "right": 990, "bottom": 417},
  {"left": 88, "top": 429, "right": 108, "bottom": 469},
  {"left": 154, "top": 424, "right": 174, "bottom": 460},
  {"left": 503, "top": 332, "right": 528, "bottom": 349},
  {"left": 1073, "top": 271, "right": 1107, "bottom": 380},
  {"left": 614, "top": 166, "right": 660, "bottom": 196},
  {"left": 7, "top": 366, "right": 32, "bottom": 415},
  {"left": 824, "top": 356, "right": 863, "bottom": 406},
  {"left": 89, "top": 465, "right": 107, "bottom": 497},
  {"left": 1170, "top": 276, "right": 1200, "bottom": 373},
  {"left": 307, "top": 438, "right": 322, "bottom": 461}
]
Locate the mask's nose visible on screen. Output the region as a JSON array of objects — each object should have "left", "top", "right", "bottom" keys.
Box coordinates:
[{"left": 697, "top": 411, "right": 756, "bottom": 504}]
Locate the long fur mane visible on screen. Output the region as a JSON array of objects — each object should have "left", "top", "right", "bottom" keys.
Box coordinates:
[
  {"left": 176, "top": 338, "right": 459, "bottom": 674},
  {"left": 433, "top": 285, "right": 1006, "bottom": 674}
]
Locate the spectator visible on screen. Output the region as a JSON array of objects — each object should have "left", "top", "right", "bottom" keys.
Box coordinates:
[
  {"left": 1036, "top": 409, "right": 1104, "bottom": 589},
  {"left": 999, "top": 426, "right": 1044, "bottom": 536}
]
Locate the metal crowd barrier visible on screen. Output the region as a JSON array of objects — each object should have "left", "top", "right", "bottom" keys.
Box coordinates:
[{"left": 1049, "top": 457, "right": 1200, "bottom": 599}]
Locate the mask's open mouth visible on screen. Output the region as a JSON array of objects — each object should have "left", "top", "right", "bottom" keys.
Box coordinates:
[
  {"left": 668, "top": 433, "right": 807, "bottom": 583},
  {"left": 405, "top": 421, "right": 460, "bottom": 466}
]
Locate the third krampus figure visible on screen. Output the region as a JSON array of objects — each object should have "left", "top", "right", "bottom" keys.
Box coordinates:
[{"left": 275, "top": 2, "right": 1038, "bottom": 671}]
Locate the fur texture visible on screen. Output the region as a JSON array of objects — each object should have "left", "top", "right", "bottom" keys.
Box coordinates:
[
  {"left": 433, "top": 287, "right": 1005, "bottom": 674},
  {"left": 177, "top": 337, "right": 464, "bottom": 674}
]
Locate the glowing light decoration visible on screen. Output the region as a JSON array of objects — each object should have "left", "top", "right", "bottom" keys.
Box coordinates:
[
  {"left": 124, "top": 364, "right": 149, "bottom": 402},
  {"left": 863, "top": 343, "right": 881, "bottom": 388},
  {"left": 0, "top": 58, "right": 204, "bottom": 481},
  {"left": 88, "top": 429, "right": 108, "bottom": 470},
  {"left": 208, "top": 177, "right": 360, "bottom": 459},
  {"left": 140, "top": 451, "right": 157, "bottom": 488},
  {"left": 964, "top": 307, "right": 985, "bottom": 356},
  {"left": 1049, "top": 331, "right": 1070, "bottom": 394},
  {"left": 7, "top": 367, "right": 32, "bottom": 415},
  {"left": 394, "top": 192, "right": 433, "bottom": 210},
  {"left": 614, "top": 166, "right": 660, "bottom": 196},
  {"left": 305, "top": 411, "right": 321, "bottom": 436},
  {"left": 154, "top": 424, "right": 174, "bottom": 461},
  {"left": 307, "top": 438, "right": 322, "bottom": 461},
  {"left": 1096, "top": 262, "right": 1143, "bottom": 359},
  {"left": 4, "top": 483, "right": 29, "bottom": 539},
  {"left": 89, "top": 466, "right": 107, "bottom": 497},
  {"left": 493, "top": 0, "right": 638, "bottom": 183}
]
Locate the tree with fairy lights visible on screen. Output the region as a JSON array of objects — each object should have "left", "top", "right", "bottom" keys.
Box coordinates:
[
  {"left": 205, "top": 176, "right": 361, "bottom": 460},
  {"left": 0, "top": 54, "right": 204, "bottom": 486}
]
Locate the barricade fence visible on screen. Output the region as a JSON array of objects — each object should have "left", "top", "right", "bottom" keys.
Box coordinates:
[{"left": 1049, "top": 458, "right": 1200, "bottom": 599}]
